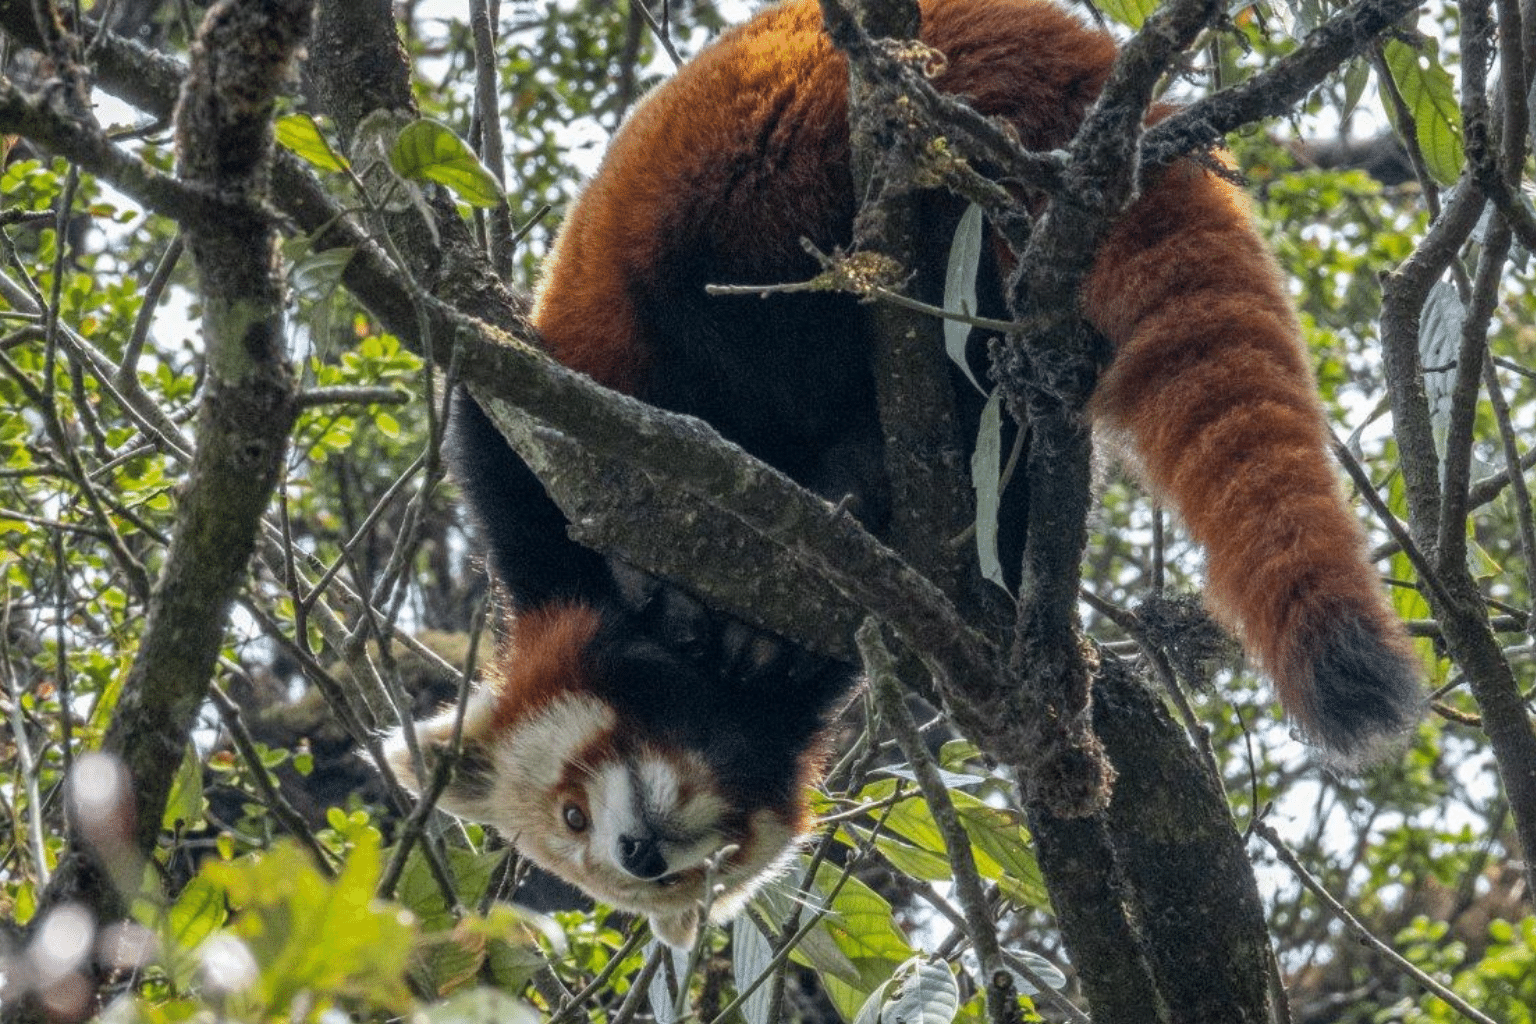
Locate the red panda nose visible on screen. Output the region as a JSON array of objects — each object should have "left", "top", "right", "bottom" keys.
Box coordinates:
[{"left": 618, "top": 834, "right": 668, "bottom": 880}]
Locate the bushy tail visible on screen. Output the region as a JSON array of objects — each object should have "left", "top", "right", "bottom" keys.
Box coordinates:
[{"left": 1082, "top": 162, "right": 1423, "bottom": 760}]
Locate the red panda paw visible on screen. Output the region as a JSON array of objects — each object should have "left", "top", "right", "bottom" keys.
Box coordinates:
[
  {"left": 607, "top": 558, "right": 844, "bottom": 687},
  {"left": 650, "top": 908, "right": 700, "bottom": 949}
]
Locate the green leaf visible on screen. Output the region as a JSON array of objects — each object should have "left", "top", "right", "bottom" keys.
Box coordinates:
[
  {"left": 162, "top": 745, "right": 204, "bottom": 832},
  {"left": 1340, "top": 58, "right": 1370, "bottom": 124},
  {"left": 1002, "top": 949, "right": 1067, "bottom": 995},
  {"left": 958, "top": 800, "right": 1048, "bottom": 908},
  {"left": 1466, "top": 532, "right": 1500, "bottom": 580},
  {"left": 1095, "top": 0, "right": 1158, "bottom": 28},
  {"left": 275, "top": 114, "right": 350, "bottom": 173},
  {"left": 970, "top": 389, "right": 1006, "bottom": 592},
  {"left": 751, "top": 885, "right": 860, "bottom": 984},
  {"left": 12, "top": 879, "right": 36, "bottom": 925},
  {"left": 418, "top": 986, "right": 540, "bottom": 1024},
  {"left": 732, "top": 915, "right": 775, "bottom": 1024},
  {"left": 374, "top": 410, "right": 401, "bottom": 438},
  {"left": 852, "top": 977, "right": 896, "bottom": 1024},
  {"left": 289, "top": 247, "right": 355, "bottom": 301},
  {"left": 855, "top": 781, "right": 1048, "bottom": 909},
  {"left": 166, "top": 876, "right": 227, "bottom": 954},
  {"left": 849, "top": 824, "right": 954, "bottom": 882},
  {"left": 390, "top": 119, "right": 504, "bottom": 208},
  {"left": 880, "top": 957, "right": 959, "bottom": 1024},
  {"left": 203, "top": 835, "right": 416, "bottom": 1015},
  {"left": 393, "top": 842, "right": 505, "bottom": 931},
  {"left": 943, "top": 203, "right": 986, "bottom": 396},
  {"left": 164, "top": 876, "right": 228, "bottom": 987},
  {"left": 647, "top": 940, "right": 687, "bottom": 1024},
  {"left": 483, "top": 935, "right": 547, "bottom": 993},
  {"left": 810, "top": 863, "right": 911, "bottom": 963},
  {"left": 1419, "top": 280, "right": 1463, "bottom": 459},
  {"left": 1274, "top": 0, "right": 1325, "bottom": 39},
  {"left": 1385, "top": 469, "right": 1438, "bottom": 682},
  {"left": 804, "top": 861, "right": 914, "bottom": 1020},
  {"left": 876, "top": 765, "right": 992, "bottom": 789},
  {"left": 1381, "top": 38, "right": 1465, "bottom": 185}
]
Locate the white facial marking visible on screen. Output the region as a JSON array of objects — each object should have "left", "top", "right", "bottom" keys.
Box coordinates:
[
  {"left": 589, "top": 760, "right": 642, "bottom": 875},
  {"left": 396, "top": 689, "right": 815, "bottom": 946},
  {"left": 636, "top": 759, "right": 679, "bottom": 817},
  {"left": 498, "top": 694, "right": 617, "bottom": 794}
]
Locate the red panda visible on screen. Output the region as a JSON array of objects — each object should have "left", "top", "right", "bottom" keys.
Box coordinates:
[{"left": 386, "top": 0, "right": 1423, "bottom": 946}]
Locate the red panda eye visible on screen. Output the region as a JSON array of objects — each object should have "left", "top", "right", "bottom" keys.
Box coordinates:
[{"left": 563, "top": 804, "right": 588, "bottom": 832}]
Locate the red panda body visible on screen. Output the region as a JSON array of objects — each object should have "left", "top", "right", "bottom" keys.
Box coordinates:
[{"left": 390, "top": 0, "right": 1422, "bottom": 945}]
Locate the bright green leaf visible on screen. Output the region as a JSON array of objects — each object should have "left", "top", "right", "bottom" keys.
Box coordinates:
[
  {"left": 390, "top": 119, "right": 504, "bottom": 208},
  {"left": 275, "top": 114, "right": 350, "bottom": 173},
  {"left": 1095, "top": 0, "right": 1157, "bottom": 28},
  {"left": 1381, "top": 38, "right": 1465, "bottom": 185},
  {"left": 807, "top": 861, "right": 913, "bottom": 1019},
  {"left": 162, "top": 745, "right": 204, "bottom": 833},
  {"left": 202, "top": 835, "right": 416, "bottom": 1016},
  {"left": 166, "top": 876, "right": 227, "bottom": 954}
]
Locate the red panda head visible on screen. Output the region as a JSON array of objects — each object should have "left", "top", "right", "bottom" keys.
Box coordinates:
[{"left": 382, "top": 604, "right": 823, "bottom": 947}]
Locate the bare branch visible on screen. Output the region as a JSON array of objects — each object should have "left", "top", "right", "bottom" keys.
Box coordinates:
[
  {"left": 1255, "top": 820, "right": 1500, "bottom": 1024},
  {"left": 1143, "top": 0, "right": 1424, "bottom": 167}
]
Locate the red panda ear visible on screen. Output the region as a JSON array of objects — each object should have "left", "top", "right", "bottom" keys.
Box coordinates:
[{"left": 380, "top": 688, "right": 500, "bottom": 822}]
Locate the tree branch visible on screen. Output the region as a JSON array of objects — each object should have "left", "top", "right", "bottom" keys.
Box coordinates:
[
  {"left": 30, "top": 0, "right": 311, "bottom": 951},
  {"left": 1143, "top": 0, "right": 1424, "bottom": 167}
]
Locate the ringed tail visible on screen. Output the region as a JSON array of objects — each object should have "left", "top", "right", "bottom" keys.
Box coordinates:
[{"left": 1083, "top": 162, "right": 1423, "bottom": 760}]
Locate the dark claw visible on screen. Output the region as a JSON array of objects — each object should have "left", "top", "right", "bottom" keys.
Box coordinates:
[
  {"left": 659, "top": 586, "right": 709, "bottom": 655},
  {"left": 610, "top": 560, "right": 662, "bottom": 615},
  {"left": 719, "top": 620, "right": 756, "bottom": 672}
]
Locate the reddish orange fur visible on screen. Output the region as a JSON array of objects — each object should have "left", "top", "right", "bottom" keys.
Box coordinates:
[
  {"left": 1085, "top": 164, "right": 1413, "bottom": 721},
  {"left": 532, "top": 0, "right": 851, "bottom": 390},
  {"left": 488, "top": 604, "right": 604, "bottom": 734},
  {"left": 533, "top": 0, "right": 1117, "bottom": 392},
  {"left": 530, "top": 0, "right": 1418, "bottom": 752}
]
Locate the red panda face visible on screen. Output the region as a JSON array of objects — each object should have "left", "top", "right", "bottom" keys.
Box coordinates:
[{"left": 384, "top": 684, "right": 801, "bottom": 948}]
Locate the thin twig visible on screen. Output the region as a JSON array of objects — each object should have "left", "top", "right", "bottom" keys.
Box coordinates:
[
  {"left": 627, "top": 0, "right": 682, "bottom": 68},
  {"left": 546, "top": 925, "right": 649, "bottom": 1024},
  {"left": 1330, "top": 436, "right": 1457, "bottom": 613},
  {"left": 1254, "top": 821, "right": 1498, "bottom": 1024},
  {"left": 118, "top": 235, "right": 183, "bottom": 381},
  {"left": 208, "top": 676, "right": 336, "bottom": 878},
  {"left": 861, "top": 619, "right": 1012, "bottom": 1024},
  {"left": 1481, "top": 360, "right": 1536, "bottom": 642}
]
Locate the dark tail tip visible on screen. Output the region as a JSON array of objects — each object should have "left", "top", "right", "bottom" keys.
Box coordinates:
[{"left": 1293, "top": 613, "right": 1425, "bottom": 766}]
